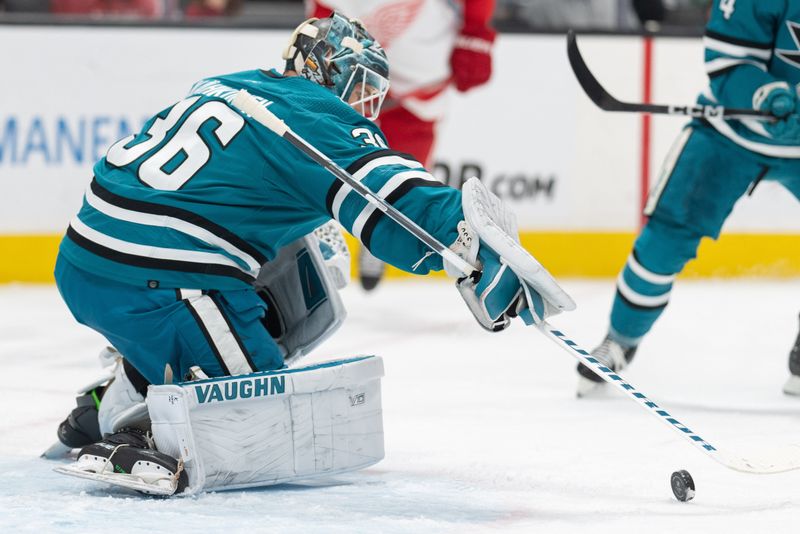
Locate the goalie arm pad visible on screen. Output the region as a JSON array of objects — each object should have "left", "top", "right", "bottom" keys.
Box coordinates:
[{"left": 445, "top": 177, "right": 575, "bottom": 331}]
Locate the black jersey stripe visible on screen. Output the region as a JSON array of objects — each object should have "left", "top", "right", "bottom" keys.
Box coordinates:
[
  {"left": 360, "top": 178, "right": 447, "bottom": 250},
  {"left": 706, "top": 57, "right": 766, "bottom": 77},
  {"left": 345, "top": 149, "right": 419, "bottom": 175},
  {"left": 705, "top": 29, "right": 773, "bottom": 50},
  {"left": 325, "top": 179, "right": 344, "bottom": 217},
  {"left": 325, "top": 150, "right": 417, "bottom": 217},
  {"left": 90, "top": 178, "right": 268, "bottom": 265},
  {"left": 66, "top": 226, "right": 256, "bottom": 285}
]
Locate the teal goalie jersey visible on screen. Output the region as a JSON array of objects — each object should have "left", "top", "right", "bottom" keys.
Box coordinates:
[
  {"left": 59, "top": 69, "right": 463, "bottom": 290},
  {"left": 700, "top": 0, "right": 800, "bottom": 157}
]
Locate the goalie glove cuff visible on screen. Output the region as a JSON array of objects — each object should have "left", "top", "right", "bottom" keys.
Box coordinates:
[{"left": 444, "top": 220, "right": 480, "bottom": 279}]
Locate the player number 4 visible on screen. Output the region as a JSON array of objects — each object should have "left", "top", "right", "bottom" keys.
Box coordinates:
[{"left": 720, "top": 0, "right": 735, "bottom": 20}]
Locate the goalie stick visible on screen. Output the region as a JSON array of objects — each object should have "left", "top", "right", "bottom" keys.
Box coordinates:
[
  {"left": 566, "top": 30, "right": 776, "bottom": 121},
  {"left": 231, "top": 89, "right": 800, "bottom": 474}
]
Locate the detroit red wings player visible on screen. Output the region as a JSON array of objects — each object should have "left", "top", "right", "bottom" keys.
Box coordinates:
[
  {"left": 307, "top": 0, "right": 496, "bottom": 290},
  {"left": 307, "top": 0, "right": 495, "bottom": 165}
]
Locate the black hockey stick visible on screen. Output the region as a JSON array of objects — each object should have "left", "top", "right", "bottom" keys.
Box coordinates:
[{"left": 566, "top": 30, "right": 775, "bottom": 121}]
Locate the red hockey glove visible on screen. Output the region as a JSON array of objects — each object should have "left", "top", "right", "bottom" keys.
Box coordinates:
[{"left": 450, "top": 24, "right": 495, "bottom": 92}]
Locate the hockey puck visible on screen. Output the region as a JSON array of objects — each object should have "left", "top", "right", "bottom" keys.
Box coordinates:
[{"left": 670, "top": 470, "right": 695, "bottom": 502}]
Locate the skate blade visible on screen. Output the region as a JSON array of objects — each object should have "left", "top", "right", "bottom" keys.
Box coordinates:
[
  {"left": 54, "top": 464, "right": 177, "bottom": 496},
  {"left": 783, "top": 375, "right": 800, "bottom": 396}
]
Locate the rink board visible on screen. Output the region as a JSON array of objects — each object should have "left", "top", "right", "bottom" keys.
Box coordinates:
[
  {"left": 0, "top": 26, "right": 797, "bottom": 282},
  {"left": 3, "top": 231, "right": 798, "bottom": 283}
]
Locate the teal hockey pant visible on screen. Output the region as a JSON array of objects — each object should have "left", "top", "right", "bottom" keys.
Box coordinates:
[{"left": 55, "top": 255, "right": 284, "bottom": 386}]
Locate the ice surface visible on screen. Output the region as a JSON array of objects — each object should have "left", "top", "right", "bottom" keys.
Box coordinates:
[{"left": 1, "top": 278, "right": 799, "bottom": 533}]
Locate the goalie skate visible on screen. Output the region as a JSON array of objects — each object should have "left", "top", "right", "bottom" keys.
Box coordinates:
[
  {"left": 54, "top": 428, "right": 187, "bottom": 496},
  {"left": 41, "top": 347, "right": 119, "bottom": 459}
]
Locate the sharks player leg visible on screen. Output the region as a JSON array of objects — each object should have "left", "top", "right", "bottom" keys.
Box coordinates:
[
  {"left": 785, "top": 313, "right": 800, "bottom": 396},
  {"left": 778, "top": 170, "right": 800, "bottom": 395},
  {"left": 51, "top": 254, "right": 285, "bottom": 493},
  {"left": 576, "top": 124, "right": 772, "bottom": 396},
  {"left": 52, "top": 229, "right": 351, "bottom": 494},
  {"left": 48, "top": 345, "right": 190, "bottom": 494}
]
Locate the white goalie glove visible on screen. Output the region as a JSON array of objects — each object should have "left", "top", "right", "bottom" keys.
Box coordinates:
[{"left": 445, "top": 178, "right": 576, "bottom": 331}]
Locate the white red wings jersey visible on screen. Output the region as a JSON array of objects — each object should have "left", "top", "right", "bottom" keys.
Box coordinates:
[{"left": 308, "top": 0, "right": 461, "bottom": 118}]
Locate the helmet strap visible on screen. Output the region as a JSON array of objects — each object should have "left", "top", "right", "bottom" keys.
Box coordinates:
[{"left": 281, "top": 19, "right": 320, "bottom": 63}]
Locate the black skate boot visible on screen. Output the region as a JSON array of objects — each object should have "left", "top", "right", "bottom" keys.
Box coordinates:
[
  {"left": 41, "top": 385, "right": 108, "bottom": 459},
  {"left": 358, "top": 246, "right": 385, "bottom": 291},
  {"left": 43, "top": 355, "right": 150, "bottom": 459},
  {"left": 56, "top": 386, "right": 106, "bottom": 449},
  {"left": 576, "top": 336, "right": 638, "bottom": 397},
  {"left": 782, "top": 313, "right": 800, "bottom": 396},
  {"left": 57, "top": 428, "right": 188, "bottom": 496}
]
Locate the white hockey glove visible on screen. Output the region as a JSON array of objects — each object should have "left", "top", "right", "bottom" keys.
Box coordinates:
[{"left": 445, "top": 178, "right": 576, "bottom": 332}]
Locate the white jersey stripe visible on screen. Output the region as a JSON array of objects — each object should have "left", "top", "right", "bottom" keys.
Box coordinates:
[
  {"left": 626, "top": 254, "right": 676, "bottom": 286},
  {"left": 331, "top": 155, "right": 422, "bottom": 221},
  {"left": 351, "top": 155, "right": 421, "bottom": 181},
  {"left": 704, "top": 36, "right": 772, "bottom": 60},
  {"left": 617, "top": 273, "right": 671, "bottom": 308},
  {"left": 331, "top": 183, "right": 354, "bottom": 224},
  {"left": 185, "top": 294, "right": 254, "bottom": 376},
  {"left": 85, "top": 187, "right": 260, "bottom": 273},
  {"left": 351, "top": 170, "right": 439, "bottom": 239},
  {"left": 707, "top": 117, "right": 800, "bottom": 158},
  {"left": 70, "top": 216, "right": 246, "bottom": 271},
  {"left": 645, "top": 127, "right": 692, "bottom": 216},
  {"left": 178, "top": 289, "right": 202, "bottom": 300},
  {"left": 705, "top": 57, "right": 766, "bottom": 74}
]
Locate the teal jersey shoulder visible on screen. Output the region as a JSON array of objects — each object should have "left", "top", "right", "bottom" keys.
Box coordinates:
[
  {"left": 699, "top": 0, "right": 800, "bottom": 157},
  {"left": 60, "top": 69, "right": 462, "bottom": 289}
]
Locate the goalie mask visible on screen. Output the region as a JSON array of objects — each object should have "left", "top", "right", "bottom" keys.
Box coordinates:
[{"left": 283, "top": 13, "right": 390, "bottom": 120}]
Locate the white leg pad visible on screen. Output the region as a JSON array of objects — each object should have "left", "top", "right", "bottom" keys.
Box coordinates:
[{"left": 146, "top": 356, "right": 385, "bottom": 494}]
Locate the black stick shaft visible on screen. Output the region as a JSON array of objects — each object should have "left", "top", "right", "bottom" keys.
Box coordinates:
[{"left": 566, "top": 30, "right": 775, "bottom": 121}]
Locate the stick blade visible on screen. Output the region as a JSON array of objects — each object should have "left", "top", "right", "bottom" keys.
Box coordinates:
[{"left": 716, "top": 445, "right": 800, "bottom": 474}]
